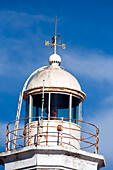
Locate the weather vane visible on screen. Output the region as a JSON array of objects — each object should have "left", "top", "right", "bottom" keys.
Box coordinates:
[{"left": 45, "top": 16, "right": 66, "bottom": 54}]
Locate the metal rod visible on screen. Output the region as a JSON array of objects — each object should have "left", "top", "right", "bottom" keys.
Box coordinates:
[
  {"left": 29, "top": 95, "right": 33, "bottom": 123},
  {"left": 95, "top": 127, "right": 99, "bottom": 154},
  {"left": 55, "top": 16, "right": 57, "bottom": 37},
  {"left": 28, "top": 122, "right": 30, "bottom": 146},
  {"left": 41, "top": 80, "right": 45, "bottom": 119},
  {"left": 60, "top": 117, "right": 63, "bottom": 146},
  {"left": 6, "top": 125, "right": 9, "bottom": 151},
  {"left": 8, "top": 133, "right": 10, "bottom": 151},
  {"left": 57, "top": 132, "right": 60, "bottom": 145},
  {"left": 28, "top": 95, "right": 33, "bottom": 146},
  {"left": 40, "top": 80, "right": 45, "bottom": 135},
  {"left": 54, "top": 16, "right": 57, "bottom": 54},
  {"left": 78, "top": 102, "right": 82, "bottom": 126},
  {"left": 38, "top": 117, "right": 40, "bottom": 145},
  {"left": 46, "top": 123, "right": 48, "bottom": 145},
  {"left": 48, "top": 93, "right": 51, "bottom": 120},
  {"left": 69, "top": 94, "right": 72, "bottom": 123}
]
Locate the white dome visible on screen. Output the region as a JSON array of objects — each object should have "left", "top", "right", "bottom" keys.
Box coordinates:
[{"left": 27, "top": 66, "right": 81, "bottom": 91}]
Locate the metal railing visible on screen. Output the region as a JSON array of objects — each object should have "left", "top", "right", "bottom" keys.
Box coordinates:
[{"left": 6, "top": 117, "right": 99, "bottom": 154}]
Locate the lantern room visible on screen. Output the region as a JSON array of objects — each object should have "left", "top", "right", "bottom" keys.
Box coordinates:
[
  {"left": 21, "top": 53, "right": 86, "bottom": 148},
  {"left": 24, "top": 53, "right": 86, "bottom": 123}
]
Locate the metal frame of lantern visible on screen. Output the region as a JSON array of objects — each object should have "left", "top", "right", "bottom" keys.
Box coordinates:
[
  {"left": 23, "top": 88, "right": 85, "bottom": 124},
  {"left": 24, "top": 86, "right": 86, "bottom": 101}
]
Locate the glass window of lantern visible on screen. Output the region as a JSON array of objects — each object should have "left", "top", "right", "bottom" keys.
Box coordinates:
[
  {"left": 32, "top": 93, "right": 49, "bottom": 121},
  {"left": 26, "top": 93, "right": 71, "bottom": 122},
  {"left": 71, "top": 96, "right": 81, "bottom": 125},
  {"left": 50, "top": 93, "right": 69, "bottom": 121},
  {"left": 25, "top": 97, "right": 29, "bottom": 124}
]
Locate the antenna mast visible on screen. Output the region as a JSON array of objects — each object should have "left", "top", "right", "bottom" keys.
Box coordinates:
[{"left": 54, "top": 16, "right": 57, "bottom": 54}]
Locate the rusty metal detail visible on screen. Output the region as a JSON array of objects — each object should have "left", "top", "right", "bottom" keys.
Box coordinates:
[
  {"left": 57, "top": 125, "right": 62, "bottom": 131},
  {"left": 95, "top": 127, "right": 99, "bottom": 154},
  {"left": 24, "top": 86, "right": 86, "bottom": 102},
  {"left": 46, "top": 123, "right": 48, "bottom": 145},
  {"left": 6, "top": 117, "right": 99, "bottom": 154}
]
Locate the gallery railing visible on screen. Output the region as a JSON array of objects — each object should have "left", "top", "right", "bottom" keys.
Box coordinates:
[{"left": 6, "top": 117, "right": 99, "bottom": 154}]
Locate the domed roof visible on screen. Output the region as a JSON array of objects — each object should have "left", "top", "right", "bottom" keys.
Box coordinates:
[
  {"left": 27, "top": 66, "right": 81, "bottom": 91},
  {"left": 25, "top": 53, "right": 86, "bottom": 101}
]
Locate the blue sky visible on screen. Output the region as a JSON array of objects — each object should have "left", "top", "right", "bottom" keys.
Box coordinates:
[{"left": 0, "top": 0, "right": 113, "bottom": 169}]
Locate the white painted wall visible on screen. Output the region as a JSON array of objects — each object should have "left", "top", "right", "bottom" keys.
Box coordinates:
[{"left": 25, "top": 120, "right": 81, "bottom": 149}]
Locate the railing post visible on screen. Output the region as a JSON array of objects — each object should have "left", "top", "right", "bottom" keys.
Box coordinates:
[
  {"left": 8, "top": 133, "right": 10, "bottom": 151},
  {"left": 48, "top": 93, "right": 51, "bottom": 120},
  {"left": 38, "top": 117, "right": 40, "bottom": 145},
  {"left": 69, "top": 94, "right": 72, "bottom": 123},
  {"left": 95, "top": 127, "right": 99, "bottom": 154},
  {"left": 46, "top": 123, "right": 48, "bottom": 145},
  {"left": 28, "top": 120, "right": 30, "bottom": 146},
  {"left": 6, "top": 125, "right": 9, "bottom": 151},
  {"left": 60, "top": 117, "right": 63, "bottom": 146},
  {"left": 28, "top": 95, "right": 33, "bottom": 146},
  {"left": 69, "top": 119, "right": 71, "bottom": 145}
]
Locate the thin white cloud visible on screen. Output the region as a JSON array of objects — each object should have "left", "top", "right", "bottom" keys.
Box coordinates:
[
  {"left": 101, "top": 93, "right": 113, "bottom": 106},
  {"left": 0, "top": 11, "right": 54, "bottom": 30},
  {"left": 63, "top": 49, "right": 113, "bottom": 83},
  {"left": 0, "top": 11, "right": 51, "bottom": 80},
  {"left": 0, "top": 121, "right": 7, "bottom": 151},
  {"left": 86, "top": 108, "right": 113, "bottom": 162}
]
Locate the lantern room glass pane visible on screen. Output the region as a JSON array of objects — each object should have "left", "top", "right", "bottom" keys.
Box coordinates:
[
  {"left": 32, "top": 93, "right": 49, "bottom": 121},
  {"left": 50, "top": 93, "right": 69, "bottom": 121},
  {"left": 26, "top": 93, "right": 82, "bottom": 124},
  {"left": 71, "top": 96, "right": 81, "bottom": 125},
  {"left": 25, "top": 94, "right": 49, "bottom": 123},
  {"left": 25, "top": 97, "right": 29, "bottom": 124}
]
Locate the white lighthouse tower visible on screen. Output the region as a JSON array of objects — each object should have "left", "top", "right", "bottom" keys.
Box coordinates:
[{"left": 0, "top": 18, "right": 105, "bottom": 170}]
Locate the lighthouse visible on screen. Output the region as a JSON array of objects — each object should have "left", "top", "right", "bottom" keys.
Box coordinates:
[{"left": 0, "top": 18, "right": 105, "bottom": 170}]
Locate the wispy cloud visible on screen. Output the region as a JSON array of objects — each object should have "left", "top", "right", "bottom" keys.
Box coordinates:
[
  {"left": 0, "top": 11, "right": 52, "bottom": 80},
  {"left": 0, "top": 121, "right": 7, "bottom": 151},
  {"left": 63, "top": 48, "right": 113, "bottom": 83},
  {"left": 86, "top": 108, "right": 113, "bottom": 163},
  {"left": 101, "top": 93, "right": 113, "bottom": 107},
  {"left": 0, "top": 11, "right": 54, "bottom": 31}
]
